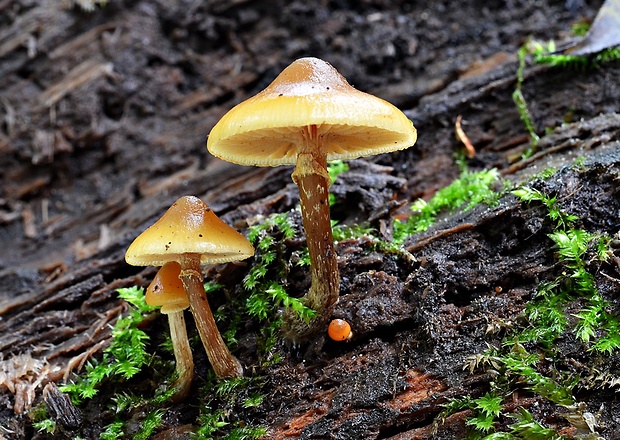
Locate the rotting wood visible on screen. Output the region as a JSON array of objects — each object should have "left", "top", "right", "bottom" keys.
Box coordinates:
[
  {"left": 48, "top": 23, "right": 117, "bottom": 60},
  {"left": 171, "top": 70, "right": 258, "bottom": 116},
  {"left": 405, "top": 223, "right": 475, "bottom": 254},
  {"left": 504, "top": 112, "right": 620, "bottom": 175},
  {"left": 37, "top": 59, "right": 115, "bottom": 109},
  {"left": 0, "top": 11, "right": 41, "bottom": 58},
  {"left": 1, "top": 0, "right": 619, "bottom": 437}
]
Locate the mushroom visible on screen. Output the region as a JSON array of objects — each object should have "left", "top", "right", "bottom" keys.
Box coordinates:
[
  {"left": 125, "top": 195, "right": 254, "bottom": 378},
  {"left": 145, "top": 261, "right": 193, "bottom": 401},
  {"left": 328, "top": 318, "right": 353, "bottom": 342},
  {"left": 207, "top": 57, "right": 416, "bottom": 341}
]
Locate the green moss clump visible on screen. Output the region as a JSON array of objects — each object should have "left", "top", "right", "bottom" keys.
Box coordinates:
[{"left": 393, "top": 165, "right": 503, "bottom": 243}]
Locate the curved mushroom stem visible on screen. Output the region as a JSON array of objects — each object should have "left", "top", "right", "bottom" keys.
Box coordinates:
[
  {"left": 284, "top": 125, "right": 340, "bottom": 341},
  {"left": 179, "top": 254, "right": 243, "bottom": 378},
  {"left": 165, "top": 310, "right": 194, "bottom": 402}
]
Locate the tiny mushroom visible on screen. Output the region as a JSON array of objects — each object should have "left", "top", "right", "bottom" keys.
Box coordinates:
[
  {"left": 328, "top": 318, "right": 353, "bottom": 342},
  {"left": 126, "top": 195, "right": 254, "bottom": 378},
  {"left": 207, "top": 57, "right": 416, "bottom": 341},
  {"left": 145, "top": 261, "right": 193, "bottom": 401}
]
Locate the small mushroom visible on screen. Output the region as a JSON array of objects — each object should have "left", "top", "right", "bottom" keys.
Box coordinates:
[
  {"left": 207, "top": 57, "right": 416, "bottom": 341},
  {"left": 145, "top": 261, "right": 193, "bottom": 401},
  {"left": 126, "top": 196, "right": 254, "bottom": 378},
  {"left": 328, "top": 318, "right": 353, "bottom": 342}
]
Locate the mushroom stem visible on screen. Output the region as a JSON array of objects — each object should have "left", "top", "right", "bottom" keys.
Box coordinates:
[
  {"left": 166, "top": 311, "right": 194, "bottom": 402},
  {"left": 285, "top": 124, "right": 340, "bottom": 340},
  {"left": 178, "top": 255, "right": 243, "bottom": 378}
]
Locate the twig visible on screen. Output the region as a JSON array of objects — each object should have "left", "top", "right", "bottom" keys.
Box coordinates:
[
  {"left": 455, "top": 115, "right": 476, "bottom": 158},
  {"left": 406, "top": 223, "right": 475, "bottom": 253}
]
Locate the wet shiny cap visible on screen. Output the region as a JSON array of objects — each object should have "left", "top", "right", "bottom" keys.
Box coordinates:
[
  {"left": 125, "top": 196, "right": 255, "bottom": 266},
  {"left": 145, "top": 262, "right": 190, "bottom": 314},
  {"left": 328, "top": 318, "right": 353, "bottom": 342},
  {"left": 207, "top": 57, "right": 417, "bottom": 166}
]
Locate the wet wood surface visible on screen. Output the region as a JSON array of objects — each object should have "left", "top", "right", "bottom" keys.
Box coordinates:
[{"left": 1, "top": 1, "right": 619, "bottom": 438}]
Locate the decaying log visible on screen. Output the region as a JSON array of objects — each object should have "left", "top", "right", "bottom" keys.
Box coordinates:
[{"left": 1, "top": 0, "right": 619, "bottom": 438}]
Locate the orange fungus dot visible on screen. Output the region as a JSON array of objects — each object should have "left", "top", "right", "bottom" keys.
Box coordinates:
[{"left": 328, "top": 319, "right": 352, "bottom": 341}]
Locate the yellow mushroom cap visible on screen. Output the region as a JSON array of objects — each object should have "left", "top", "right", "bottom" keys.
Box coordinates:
[
  {"left": 125, "top": 196, "right": 255, "bottom": 266},
  {"left": 207, "top": 57, "right": 417, "bottom": 166},
  {"left": 146, "top": 262, "right": 190, "bottom": 314}
]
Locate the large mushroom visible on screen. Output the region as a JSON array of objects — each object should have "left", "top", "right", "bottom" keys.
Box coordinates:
[
  {"left": 145, "top": 261, "right": 193, "bottom": 401},
  {"left": 125, "top": 195, "right": 254, "bottom": 377},
  {"left": 207, "top": 57, "right": 416, "bottom": 341}
]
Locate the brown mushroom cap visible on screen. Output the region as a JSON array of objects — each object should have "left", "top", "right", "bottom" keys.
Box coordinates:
[
  {"left": 207, "top": 57, "right": 417, "bottom": 166},
  {"left": 146, "top": 262, "right": 190, "bottom": 314},
  {"left": 125, "top": 196, "right": 254, "bottom": 267}
]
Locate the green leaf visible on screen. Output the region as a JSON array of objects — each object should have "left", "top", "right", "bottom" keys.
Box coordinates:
[
  {"left": 508, "top": 408, "right": 567, "bottom": 439},
  {"left": 467, "top": 413, "right": 496, "bottom": 433},
  {"left": 475, "top": 393, "right": 503, "bottom": 418},
  {"left": 100, "top": 420, "right": 125, "bottom": 440},
  {"left": 134, "top": 409, "right": 165, "bottom": 440},
  {"left": 327, "top": 160, "right": 349, "bottom": 183},
  {"left": 593, "top": 330, "right": 620, "bottom": 354},
  {"left": 116, "top": 286, "right": 155, "bottom": 314},
  {"left": 243, "top": 394, "right": 264, "bottom": 408}
]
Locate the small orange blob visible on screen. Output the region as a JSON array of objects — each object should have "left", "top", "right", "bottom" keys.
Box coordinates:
[{"left": 328, "top": 319, "right": 352, "bottom": 342}]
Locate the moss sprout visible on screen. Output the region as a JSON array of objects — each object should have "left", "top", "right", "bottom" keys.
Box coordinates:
[{"left": 393, "top": 166, "right": 503, "bottom": 243}]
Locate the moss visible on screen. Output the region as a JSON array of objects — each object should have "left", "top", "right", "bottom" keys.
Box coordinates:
[
  {"left": 193, "top": 373, "right": 267, "bottom": 439},
  {"left": 30, "top": 405, "right": 57, "bottom": 435},
  {"left": 512, "top": 36, "right": 620, "bottom": 159},
  {"left": 46, "top": 283, "right": 271, "bottom": 438},
  {"left": 513, "top": 41, "right": 541, "bottom": 159},
  {"left": 393, "top": 164, "right": 504, "bottom": 243},
  {"left": 443, "top": 174, "right": 618, "bottom": 438},
  {"left": 243, "top": 211, "right": 316, "bottom": 321},
  {"left": 60, "top": 287, "right": 156, "bottom": 402}
]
